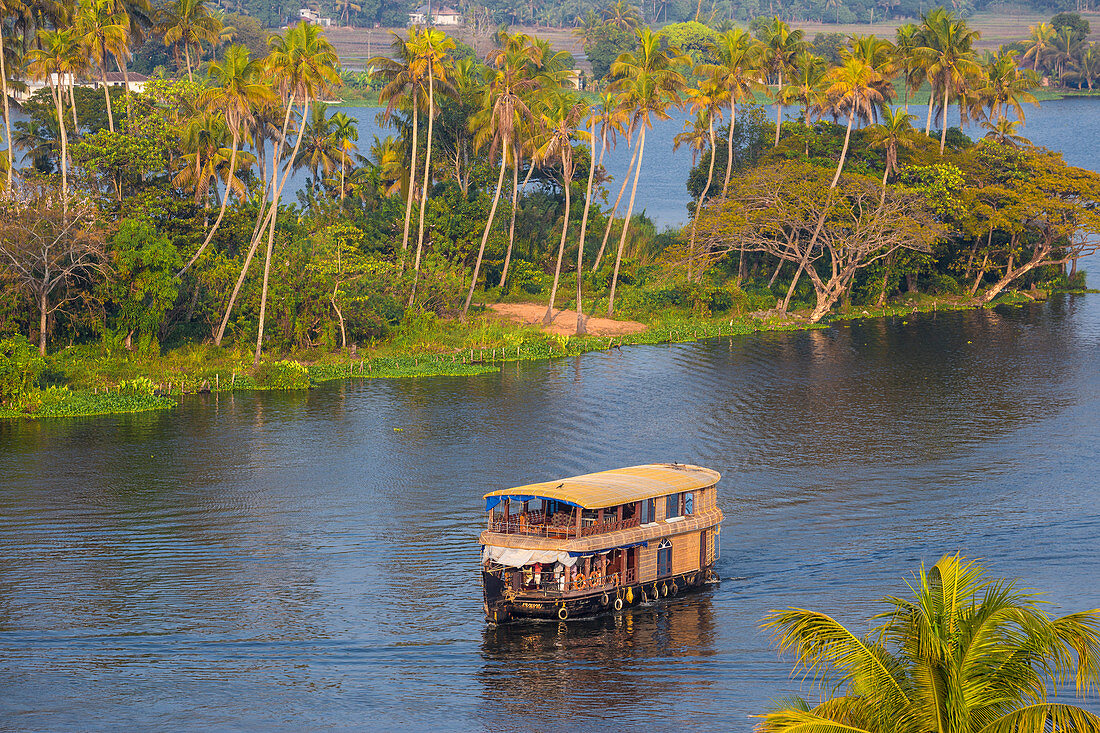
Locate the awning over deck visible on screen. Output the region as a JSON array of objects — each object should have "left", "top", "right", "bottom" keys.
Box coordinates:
[{"left": 483, "top": 463, "right": 720, "bottom": 511}]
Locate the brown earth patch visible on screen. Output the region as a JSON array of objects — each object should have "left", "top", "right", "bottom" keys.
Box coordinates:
[{"left": 488, "top": 303, "right": 647, "bottom": 337}]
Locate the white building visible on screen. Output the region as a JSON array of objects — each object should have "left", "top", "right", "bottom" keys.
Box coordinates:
[
  {"left": 408, "top": 4, "right": 463, "bottom": 26},
  {"left": 297, "top": 8, "right": 333, "bottom": 26},
  {"left": 14, "top": 72, "right": 149, "bottom": 103}
]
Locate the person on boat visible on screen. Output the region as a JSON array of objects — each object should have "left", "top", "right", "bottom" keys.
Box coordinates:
[
  {"left": 532, "top": 562, "right": 542, "bottom": 588},
  {"left": 523, "top": 565, "right": 533, "bottom": 588}
]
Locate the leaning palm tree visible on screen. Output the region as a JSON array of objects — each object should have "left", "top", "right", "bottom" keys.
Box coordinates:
[
  {"left": 178, "top": 44, "right": 270, "bottom": 277},
  {"left": 25, "top": 29, "right": 75, "bottom": 201},
  {"left": 252, "top": 21, "right": 339, "bottom": 365},
  {"left": 825, "top": 55, "right": 887, "bottom": 188},
  {"left": 461, "top": 45, "right": 536, "bottom": 320},
  {"left": 865, "top": 106, "right": 914, "bottom": 202},
  {"left": 1021, "top": 21, "right": 1056, "bottom": 74},
  {"left": 158, "top": 0, "right": 220, "bottom": 83},
  {"left": 678, "top": 72, "right": 726, "bottom": 280},
  {"left": 919, "top": 9, "right": 981, "bottom": 155},
  {"left": 590, "top": 89, "right": 633, "bottom": 273},
  {"left": 533, "top": 94, "right": 585, "bottom": 326},
  {"left": 757, "top": 554, "right": 1100, "bottom": 733},
  {"left": 407, "top": 26, "right": 455, "bottom": 307},
  {"left": 605, "top": 27, "right": 687, "bottom": 318},
  {"left": 704, "top": 27, "right": 763, "bottom": 195},
  {"left": 74, "top": 0, "right": 129, "bottom": 133},
  {"left": 761, "top": 17, "right": 805, "bottom": 148},
  {"left": 372, "top": 28, "right": 424, "bottom": 260},
  {"left": 893, "top": 22, "right": 923, "bottom": 113},
  {"left": 0, "top": 0, "right": 29, "bottom": 194}
]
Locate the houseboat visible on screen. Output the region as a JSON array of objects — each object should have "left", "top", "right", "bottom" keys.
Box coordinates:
[{"left": 480, "top": 463, "right": 723, "bottom": 623}]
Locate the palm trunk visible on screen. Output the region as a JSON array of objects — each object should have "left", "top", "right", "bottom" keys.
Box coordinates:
[
  {"left": 0, "top": 31, "right": 12, "bottom": 194},
  {"left": 400, "top": 100, "right": 419, "bottom": 261},
  {"left": 773, "top": 68, "right": 783, "bottom": 147},
  {"left": 185, "top": 42, "right": 193, "bottom": 83},
  {"left": 500, "top": 142, "right": 522, "bottom": 288},
  {"left": 99, "top": 51, "right": 114, "bottom": 133},
  {"left": 689, "top": 116, "right": 717, "bottom": 282},
  {"left": 939, "top": 82, "right": 950, "bottom": 154},
  {"left": 925, "top": 80, "right": 934, "bottom": 135},
  {"left": 608, "top": 125, "right": 645, "bottom": 318},
  {"left": 543, "top": 161, "right": 572, "bottom": 325},
  {"left": 722, "top": 99, "right": 736, "bottom": 196},
  {"left": 118, "top": 53, "right": 132, "bottom": 129},
  {"left": 51, "top": 81, "right": 68, "bottom": 205},
  {"left": 593, "top": 136, "right": 639, "bottom": 272},
  {"left": 408, "top": 71, "right": 435, "bottom": 307},
  {"left": 830, "top": 110, "right": 854, "bottom": 188},
  {"left": 255, "top": 99, "right": 311, "bottom": 365},
  {"left": 575, "top": 119, "right": 599, "bottom": 335},
  {"left": 178, "top": 131, "right": 239, "bottom": 277},
  {"left": 462, "top": 135, "right": 508, "bottom": 320},
  {"left": 69, "top": 79, "right": 79, "bottom": 132}
]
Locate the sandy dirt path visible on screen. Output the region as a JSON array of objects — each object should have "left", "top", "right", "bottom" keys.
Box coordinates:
[{"left": 488, "top": 303, "right": 647, "bottom": 337}]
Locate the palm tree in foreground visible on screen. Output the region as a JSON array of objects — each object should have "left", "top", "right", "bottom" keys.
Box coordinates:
[{"left": 758, "top": 553, "right": 1100, "bottom": 733}]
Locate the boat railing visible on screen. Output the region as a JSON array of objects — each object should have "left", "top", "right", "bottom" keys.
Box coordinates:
[
  {"left": 520, "top": 568, "right": 638, "bottom": 595},
  {"left": 488, "top": 513, "right": 641, "bottom": 538}
]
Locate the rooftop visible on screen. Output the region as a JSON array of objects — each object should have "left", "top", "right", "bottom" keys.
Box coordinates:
[{"left": 483, "top": 463, "right": 720, "bottom": 510}]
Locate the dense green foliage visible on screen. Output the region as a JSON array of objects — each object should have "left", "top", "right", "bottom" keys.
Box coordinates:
[{"left": 0, "top": 1, "right": 1097, "bottom": 419}]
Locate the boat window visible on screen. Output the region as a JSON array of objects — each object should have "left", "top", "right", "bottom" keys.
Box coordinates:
[
  {"left": 640, "top": 498, "right": 656, "bottom": 524},
  {"left": 666, "top": 493, "right": 681, "bottom": 519},
  {"left": 657, "top": 539, "right": 672, "bottom": 576},
  {"left": 684, "top": 492, "right": 694, "bottom": 515}
]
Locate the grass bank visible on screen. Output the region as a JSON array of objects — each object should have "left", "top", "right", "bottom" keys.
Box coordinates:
[{"left": 3, "top": 286, "right": 1074, "bottom": 422}]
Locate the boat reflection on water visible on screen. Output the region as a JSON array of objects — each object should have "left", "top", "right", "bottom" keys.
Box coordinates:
[{"left": 477, "top": 593, "right": 719, "bottom": 729}]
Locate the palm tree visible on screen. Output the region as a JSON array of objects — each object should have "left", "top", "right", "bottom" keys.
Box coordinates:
[
  {"left": 253, "top": 21, "right": 339, "bottom": 365},
  {"left": 919, "top": 9, "right": 981, "bottom": 155},
  {"left": 679, "top": 72, "right": 725, "bottom": 280},
  {"left": 704, "top": 28, "right": 763, "bottom": 195},
  {"left": 0, "top": 0, "right": 29, "bottom": 194},
  {"left": 825, "top": 55, "right": 887, "bottom": 188},
  {"left": 296, "top": 102, "right": 338, "bottom": 186},
  {"left": 601, "top": 0, "right": 641, "bottom": 31},
  {"left": 25, "top": 29, "right": 74, "bottom": 201},
  {"left": 368, "top": 134, "right": 403, "bottom": 196},
  {"left": 978, "top": 49, "right": 1038, "bottom": 124},
  {"left": 461, "top": 45, "right": 535, "bottom": 320},
  {"left": 1021, "top": 21, "right": 1055, "bottom": 74},
  {"left": 330, "top": 111, "right": 358, "bottom": 200},
  {"left": 982, "top": 114, "right": 1031, "bottom": 146},
  {"left": 1049, "top": 26, "right": 1084, "bottom": 86},
  {"left": 173, "top": 110, "right": 229, "bottom": 206},
  {"left": 178, "top": 44, "right": 270, "bottom": 277},
  {"left": 894, "top": 22, "right": 923, "bottom": 113},
  {"left": 788, "top": 50, "right": 827, "bottom": 127},
  {"left": 761, "top": 17, "right": 805, "bottom": 148},
  {"left": 588, "top": 89, "right": 630, "bottom": 273},
  {"left": 75, "top": 0, "right": 129, "bottom": 133},
  {"left": 758, "top": 554, "right": 1100, "bottom": 733},
  {"left": 606, "top": 27, "right": 687, "bottom": 317},
  {"left": 574, "top": 108, "right": 599, "bottom": 335},
  {"left": 407, "top": 26, "right": 455, "bottom": 307},
  {"left": 373, "top": 29, "right": 424, "bottom": 260},
  {"left": 159, "top": 0, "right": 220, "bottom": 83},
  {"left": 105, "top": 0, "right": 153, "bottom": 125},
  {"left": 866, "top": 106, "right": 914, "bottom": 201},
  {"left": 533, "top": 94, "right": 585, "bottom": 325}
]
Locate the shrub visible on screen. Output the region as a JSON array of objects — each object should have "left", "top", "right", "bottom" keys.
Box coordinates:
[
  {"left": 117, "top": 376, "right": 156, "bottom": 396},
  {"left": 254, "top": 360, "right": 311, "bottom": 390},
  {"left": 0, "top": 335, "right": 45, "bottom": 404}
]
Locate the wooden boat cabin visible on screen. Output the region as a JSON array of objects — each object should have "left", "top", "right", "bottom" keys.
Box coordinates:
[{"left": 480, "top": 463, "right": 723, "bottom": 623}]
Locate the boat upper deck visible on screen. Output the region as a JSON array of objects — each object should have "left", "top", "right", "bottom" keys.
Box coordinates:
[{"left": 482, "top": 463, "right": 722, "bottom": 546}]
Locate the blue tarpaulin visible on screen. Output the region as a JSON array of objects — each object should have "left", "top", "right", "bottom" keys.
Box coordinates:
[{"left": 484, "top": 495, "right": 583, "bottom": 512}]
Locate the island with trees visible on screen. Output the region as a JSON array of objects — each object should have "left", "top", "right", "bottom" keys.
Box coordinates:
[{"left": 1, "top": 1, "right": 1099, "bottom": 419}]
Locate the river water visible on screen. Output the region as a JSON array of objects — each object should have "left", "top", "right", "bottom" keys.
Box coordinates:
[{"left": 2, "top": 102, "right": 1099, "bottom": 730}]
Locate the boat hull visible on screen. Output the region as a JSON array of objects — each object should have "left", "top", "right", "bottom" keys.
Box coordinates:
[{"left": 483, "top": 568, "right": 717, "bottom": 624}]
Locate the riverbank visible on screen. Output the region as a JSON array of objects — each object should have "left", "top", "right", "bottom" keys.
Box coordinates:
[{"left": 3, "top": 287, "right": 1087, "bottom": 422}]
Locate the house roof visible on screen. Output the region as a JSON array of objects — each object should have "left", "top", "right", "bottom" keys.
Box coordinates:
[
  {"left": 483, "top": 463, "right": 720, "bottom": 510},
  {"left": 412, "top": 4, "right": 460, "bottom": 14},
  {"left": 103, "top": 72, "right": 150, "bottom": 83}
]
